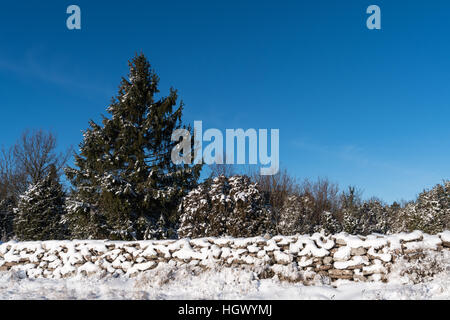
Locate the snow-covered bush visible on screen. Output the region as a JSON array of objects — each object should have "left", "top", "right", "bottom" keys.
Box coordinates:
[
  {"left": 340, "top": 199, "right": 390, "bottom": 235},
  {"left": 278, "top": 194, "right": 315, "bottom": 235},
  {"left": 342, "top": 208, "right": 359, "bottom": 234},
  {"left": 389, "top": 249, "right": 449, "bottom": 284},
  {"left": 315, "top": 211, "right": 342, "bottom": 234},
  {"left": 178, "top": 175, "right": 274, "bottom": 238},
  {"left": 403, "top": 181, "right": 449, "bottom": 234},
  {"left": 357, "top": 200, "right": 390, "bottom": 235}
]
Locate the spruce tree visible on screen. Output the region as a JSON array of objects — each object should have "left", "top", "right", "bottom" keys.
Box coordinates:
[
  {"left": 14, "top": 165, "right": 66, "bottom": 241},
  {"left": 65, "top": 54, "right": 201, "bottom": 240}
]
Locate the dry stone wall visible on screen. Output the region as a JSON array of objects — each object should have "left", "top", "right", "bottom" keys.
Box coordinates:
[{"left": 1, "top": 230, "right": 449, "bottom": 283}]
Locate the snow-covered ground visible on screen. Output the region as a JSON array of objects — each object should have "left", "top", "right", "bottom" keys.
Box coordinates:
[{"left": 1, "top": 253, "right": 449, "bottom": 300}]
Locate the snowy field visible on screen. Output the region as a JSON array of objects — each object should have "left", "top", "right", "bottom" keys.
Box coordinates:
[{"left": 1, "top": 257, "right": 449, "bottom": 300}]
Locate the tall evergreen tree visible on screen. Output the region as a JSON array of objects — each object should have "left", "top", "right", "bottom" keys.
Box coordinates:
[
  {"left": 65, "top": 54, "right": 201, "bottom": 240},
  {"left": 14, "top": 165, "right": 66, "bottom": 241}
]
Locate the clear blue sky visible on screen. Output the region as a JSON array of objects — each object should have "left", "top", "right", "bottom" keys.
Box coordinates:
[{"left": 0, "top": 1, "right": 449, "bottom": 203}]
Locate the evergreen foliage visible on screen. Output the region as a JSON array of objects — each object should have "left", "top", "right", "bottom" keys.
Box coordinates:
[
  {"left": 356, "top": 200, "right": 390, "bottom": 235},
  {"left": 315, "top": 211, "right": 342, "bottom": 234},
  {"left": 278, "top": 194, "right": 315, "bottom": 235},
  {"left": 14, "top": 166, "right": 66, "bottom": 241},
  {"left": 178, "top": 175, "right": 274, "bottom": 238},
  {"left": 402, "top": 181, "right": 450, "bottom": 234}
]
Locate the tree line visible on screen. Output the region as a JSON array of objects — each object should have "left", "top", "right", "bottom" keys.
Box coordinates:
[
  {"left": 0, "top": 54, "right": 448, "bottom": 241},
  {"left": 179, "top": 168, "right": 449, "bottom": 238}
]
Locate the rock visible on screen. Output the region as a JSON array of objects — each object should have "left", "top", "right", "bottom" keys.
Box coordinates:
[
  {"left": 142, "top": 247, "right": 158, "bottom": 259},
  {"left": 347, "top": 264, "right": 365, "bottom": 270},
  {"left": 362, "top": 260, "right": 387, "bottom": 275},
  {"left": 134, "top": 261, "right": 157, "bottom": 271},
  {"left": 0, "top": 265, "right": 9, "bottom": 272},
  {"left": 351, "top": 247, "right": 366, "bottom": 256},
  {"left": 247, "top": 245, "right": 259, "bottom": 254},
  {"left": 273, "top": 251, "right": 291, "bottom": 264},
  {"left": 367, "top": 248, "right": 392, "bottom": 262},
  {"left": 330, "top": 248, "right": 338, "bottom": 255},
  {"left": 328, "top": 269, "right": 353, "bottom": 279},
  {"left": 297, "top": 257, "right": 313, "bottom": 267},
  {"left": 400, "top": 231, "right": 423, "bottom": 243},
  {"left": 323, "top": 256, "right": 333, "bottom": 265},
  {"left": 333, "top": 246, "right": 351, "bottom": 261},
  {"left": 317, "top": 265, "right": 332, "bottom": 271},
  {"left": 3, "top": 262, "right": 17, "bottom": 268}
]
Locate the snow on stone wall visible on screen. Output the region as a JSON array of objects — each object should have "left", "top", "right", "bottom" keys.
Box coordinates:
[{"left": 1, "top": 231, "right": 449, "bottom": 283}]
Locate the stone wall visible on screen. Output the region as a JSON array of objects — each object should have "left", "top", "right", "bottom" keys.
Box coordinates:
[{"left": 1, "top": 230, "right": 449, "bottom": 283}]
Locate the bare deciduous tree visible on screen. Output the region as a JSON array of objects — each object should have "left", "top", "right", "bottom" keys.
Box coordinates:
[
  {"left": 0, "top": 147, "right": 26, "bottom": 199},
  {"left": 249, "top": 167, "right": 299, "bottom": 232},
  {"left": 300, "top": 177, "right": 340, "bottom": 222},
  {"left": 13, "top": 129, "right": 71, "bottom": 185},
  {"left": 0, "top": 129, "right": 71, "bottom": 200}
]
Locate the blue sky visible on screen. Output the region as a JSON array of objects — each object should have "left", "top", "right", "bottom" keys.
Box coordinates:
[{"left": 0, "top": 0, "right": 449, "bottom": 203}]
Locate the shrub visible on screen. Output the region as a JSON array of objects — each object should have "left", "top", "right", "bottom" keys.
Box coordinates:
[{"left": 178, "top": 175, "right": 274, "bottom": 238}]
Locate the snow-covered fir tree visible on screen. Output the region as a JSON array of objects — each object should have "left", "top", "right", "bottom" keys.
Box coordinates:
[
  {"left": 65, "top": 54, "right": 201, "bottom": 240},
  {"left": 402, "top": 181, "right": 449, "bottom": 234},
  {"left": 178, "top": 175, "right": 274, "bottom": 238},
  {"left": 278, "top": 194, "right": 315, "bottom": 235},
  {"left": 340, "top": 186, "right": 362, "bottom": 234},
  {"left": 227, "top": 175, "right": 274, "bottom": 237},
  {"left": 176, "top": 180, "right": 212, "bottom": 238},
  {"left": 146, "top": 213, "right": 171, "bottom": 240},
  {"left": 356, "top": 199, "right": 390, "bottom": 235},
  {"left": 63, "top": 198, "right": 107, "bottom": 240},
  {"left": 14, "top": 166, "right": 66, "bottom": 241},
  {"left": 342, "top": 209, "right": 359, "bottom": 234},
  {"left": 314, "top": 211, "right": 342, "bottom": 235}
]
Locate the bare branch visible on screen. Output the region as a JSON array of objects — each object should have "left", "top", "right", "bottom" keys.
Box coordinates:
[{"left": 13, "top": 129, "right": 71, "bottom": 185}]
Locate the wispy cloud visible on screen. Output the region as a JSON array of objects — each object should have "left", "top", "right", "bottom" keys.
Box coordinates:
[
  {"left": 291, "top": 138, "right": 430, "bottom": 177},
  {"left": 0, "top": 47, "right": 111, "bottom": 97}
]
